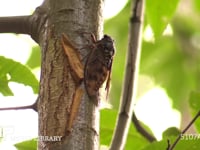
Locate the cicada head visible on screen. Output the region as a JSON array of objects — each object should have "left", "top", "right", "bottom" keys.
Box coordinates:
[{"left": 97, "top": 35, "right": 115, "bottom": 69}]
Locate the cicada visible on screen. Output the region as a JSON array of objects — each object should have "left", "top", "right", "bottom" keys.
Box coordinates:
[{"left": 84, "top": 34, "right": 115, "bottom": 105}]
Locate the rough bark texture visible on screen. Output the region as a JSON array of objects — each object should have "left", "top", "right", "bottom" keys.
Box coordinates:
[{"left": 38, "top": 0, "right": 104, "bottom": 149}]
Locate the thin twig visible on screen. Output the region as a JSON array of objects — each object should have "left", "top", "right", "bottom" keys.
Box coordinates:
[
  {"left": 167, "top": 110, "right": 200, "bottom": 150},
  {"left": 132, "top": 111, "right": 156, "bottom": 142},
  {"left": 0, "top": 99, "right": 38, "bottom": 112},
  {"left": 109, "top": 0, "right": 144, "bottom": 149}
]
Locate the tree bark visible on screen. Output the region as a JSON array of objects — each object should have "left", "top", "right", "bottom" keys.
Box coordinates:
[{"left": 38, "top": 0, "right": 104, "bottom": 149}]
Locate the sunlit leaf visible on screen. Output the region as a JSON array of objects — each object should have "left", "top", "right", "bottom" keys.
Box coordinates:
[
  {"left": 26, "top": 46, "right": 41, "bottom": 69},
  {"left": 0, "top": 56, "right": 39, "bottom": 95},
  {"left": 0, "top": 75, "right": 13, "bottom": 96},
  {"left": 14, "top": 138, "right": 37, "bottom": 150},
  {"left": 146, "top": 0, "right": 179, "bottom": 37}
]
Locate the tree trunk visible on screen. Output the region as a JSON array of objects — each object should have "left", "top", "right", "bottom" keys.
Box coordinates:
[{"left": 38, "top": 0, "right": 104, "bottom": 149}]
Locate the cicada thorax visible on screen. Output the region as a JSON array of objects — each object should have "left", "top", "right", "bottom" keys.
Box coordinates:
[{"left": 84, "top": 34, "right": 115, "bottom": 104}]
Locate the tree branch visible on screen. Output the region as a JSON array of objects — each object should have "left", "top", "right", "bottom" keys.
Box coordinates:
[
  {"left": 0, "top": 2, "right": 48, "bottom": 43},
  {"left": 0, "top": 16, "right": 31, "bottom": 34},
  {"left": 132, "top": 111, "right": 156, "bottom": 142},
  {"left": 110, "top": 0, "right": 144, "bottom": 149}
]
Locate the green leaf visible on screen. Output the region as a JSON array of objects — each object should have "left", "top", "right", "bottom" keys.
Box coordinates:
[
  {"left": 162, "top": 127, "right": 181, "bottom": 139},
  {"left": 189, "top": 91, "right": 200, "bottom": 110},
  {"left": 14, "top": 138, "right": 37, "bottom": 150},
  {"left": 170, "top": 136, "right": 200, "bottom": 150},
  {"left": 0, "top": 75, "right": 13, "bottom": 96},
  {"left": 141, "top": 139, "right": 168, "bottom": 150},
  {"left": 100, "top": 109, "right": 117, "bottom": 145},
  {"left": 194, "top": 0, "right": 200, "bottom": 13},
  {"left": 189, "top": 91, "right": 200, "bottom": 132},
  {"left": 142, "top": 136, "right": 200, "bottom": 150},
  {"left": 146, "top": 0, "right": 179, "bottom": 37},
  {"left": 26, "top": 46, "right": 41, "bottom": 69},
  {"left": 0, "top": 56, "right": 39, "bottom": 95}
]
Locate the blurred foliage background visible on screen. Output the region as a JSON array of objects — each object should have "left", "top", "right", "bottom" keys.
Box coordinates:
[
  {"left": 1, "top": 0, "right": 200, "bottom": 149},
  {"left": 106, "top": 0, "right": 200, "bottom": 110},
  {"left": 103, "top": 0, "right": 200, "bottom": 149}
]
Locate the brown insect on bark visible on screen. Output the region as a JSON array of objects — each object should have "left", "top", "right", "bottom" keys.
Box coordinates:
[
  {"left": 61, "top": 33, "right": 115, "bottom": 133},
  {"left": 84, "top": 34, "right": 115, "bottom": 105}
]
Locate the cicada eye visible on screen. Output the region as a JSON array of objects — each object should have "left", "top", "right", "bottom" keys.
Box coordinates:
[{"left": 104, "top": 41, "right": 113, "bottom": 49}]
